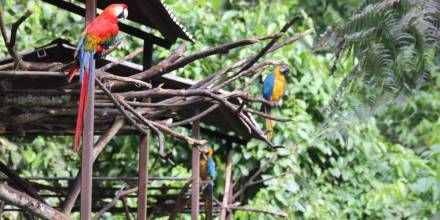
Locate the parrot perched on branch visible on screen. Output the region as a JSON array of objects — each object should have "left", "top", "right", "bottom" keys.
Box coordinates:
[
  {"left": 68, "top": 4, "right": 128, "bottom": 152},
  {"left": 200, "top": 147, "right": 216, "bottom": 220},
  {"left": 262, "top": 65, "right": 289, "bottom": 139}
]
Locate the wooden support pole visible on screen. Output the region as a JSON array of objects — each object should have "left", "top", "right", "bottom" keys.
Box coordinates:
[
  {"left": 221, "top": 144, "right": 233, "bottom": 220},
  {"left": 191, "top": 113, "right": 201, "bottom": 220},
  {"left": 137, "top": 135, "right": 149, "bottom": 220},
  {"left": 80, "top": 0, "right": 96, "bottom": 219},
  {"left": 137, "top": 38, "right": 153, "bottom": 220},
  {"left": 143, "top": 40, "right": 153, "bottom": 70},
  {"left": 226, "top": 183, "right": 233, "bottom": 220}
]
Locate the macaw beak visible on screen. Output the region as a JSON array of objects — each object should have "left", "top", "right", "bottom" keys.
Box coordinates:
[
  {"left": 280, "top": 66, "right": 290, "bottom": 75},
  {"left": 118, "top": 8, "right": 128, "bottom": 19}
]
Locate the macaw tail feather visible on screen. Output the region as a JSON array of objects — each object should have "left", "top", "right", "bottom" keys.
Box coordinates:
[
  {"left": 72, "top": 50, "right": 94, "bottom": 152},
  {"left": 203, "top": 183, "right": 213, "bottom": 220},
  {"left": 67, "top": 61, "right": 79, "bottom": 82},
  {"left": 263, "top": 105, "right": 273, "bottom": 140},
  {"left": 73, "top": 70, "right": 89, "bottom": 152}
]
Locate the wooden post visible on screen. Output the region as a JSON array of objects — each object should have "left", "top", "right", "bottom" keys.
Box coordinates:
[
  {"left": 81, "top": 0, "right": 95, "bottom": 219},
  {"left": 143, "top": 40, "right": 153, "bottom": 69},
  {"left": 191, "top": 114, "right": 201, "bottom": 220},
  {"left": 221, "top": 144, "right": 233, "bottom": 220},
  {"left": 137, "top": 135, "right": 149, "bottom": 220}
]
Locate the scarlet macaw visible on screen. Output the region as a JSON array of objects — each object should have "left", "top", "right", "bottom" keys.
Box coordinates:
[
  {"left": 262, "top": 65, "right": 289, "bottom": 139},
  {"left": 200, "top": 147, "right": 216, "bottom": 220},
  {"left": 68, "top": 4, "right": 128, "bottom": 152}
]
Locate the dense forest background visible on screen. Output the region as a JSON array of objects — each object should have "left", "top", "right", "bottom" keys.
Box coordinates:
[{"left": 1, "top": 0, "right": 440, "bottom": 219}]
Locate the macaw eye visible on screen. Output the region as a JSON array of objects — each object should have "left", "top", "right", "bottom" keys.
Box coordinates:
[{"left": 281, "top": 67, "right": 290, "bottom": 74}]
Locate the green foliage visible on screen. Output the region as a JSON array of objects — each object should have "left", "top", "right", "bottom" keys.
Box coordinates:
[
  {"left": 328, "top": 0, "right": 440, "bottom": 117},
  {"left": 1, "top": 0, "right": 440, "bottom": 219}
]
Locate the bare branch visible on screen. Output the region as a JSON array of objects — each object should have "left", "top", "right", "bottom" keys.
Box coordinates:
[
  {"left": 0, "top": 182, "right": 72, "bottom": 220},
  {"left": 169, "top": 104, "right": 218, "bottom": 127},
  {"left": 233, "top": 153, "right": 279, "bottom": 200},
  {"left": 235, "top": 14, "right": 302, "bottom": 74},
  {"left": 9, "top": 10, "right": 32, "bottom": 48},
  {"left": 93, "top": 184, "right": 137, "bottom": 220},
  {"left": 0, "top": 161, "right": 46, "bottom": 203},
  {"left": 228, "top": 205, "right": 288, "bottom": 218},
  {"left": 99, "top": 73, "right": 152, "bottom": 89},
  {"left": 99, "top": 47, "right": 143, "bottom": 71},
  {"left": 110, "top": 44, "right": 187, "bottom": 89}
]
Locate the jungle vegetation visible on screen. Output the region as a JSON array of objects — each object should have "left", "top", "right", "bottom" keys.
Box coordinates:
[{"left": 0, "top": 0, "right": 439, "bottom": 219}]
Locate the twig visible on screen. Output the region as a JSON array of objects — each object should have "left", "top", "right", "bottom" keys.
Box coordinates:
[
  {"left": 99, "top": 74, "right": 152, "bottom": 89},
  {"left": 116, "top": 95, "right": 166, "bottom": 155},
  {"left": 247, "top": 170, "right": 291, "bottom": 187},
  {"left": 0, "top": 200, "right": 5, "bottom": 217},
  {"left": 95, "top": 79, "right": 150, "bottom": 136},
  {"left": 213, "top": 60, "right": 282, "bottom": 91},
  {"left": 112, "top": 33, "right": 283, "bottom": 90},
  {"left": 99, "top": 47, "right": 143, "bottom": 71},
  {"left": 233, "top": 153, "right": 279, "bottom": 201},
  {"left": 0, "top": 161, "right": 46, "bottom": 203},
  {"left": 110, "top": 44, "right": 187, "bottom": 89},
  {"left": 228, "top": 205, "right": 288, "bottom": 218},
  {"left": 121, "top": 196, "right": 132, "bottom": 220},
  {"left": 169, "top": 180, "right": 192, "bottom": 220},
  {"left": 9, "top": 10, "right": 33, "bottom": 49},
  {"left": 97, "top": 41, "right": 122, "bottom": 58},
  {"left": 93, "top": 184, "right": 138, "bottom": 220},
  {"left": 169, "top": 104, "right": 218, "bottom": 127},
  {"left": 242, "top": 107, "right": 292, "bottom": 122},
  {"left": 0, "top": 9, "right": 32, "bottom": 69},
  {"left": 119, "top": 96, "right": 207, "bottom": 147},
  {"left": 235, "top": 14, "right": 302, "bottom": 74},
  {"left": 0, "top": 182, "right": 72, "bottom": 220}
]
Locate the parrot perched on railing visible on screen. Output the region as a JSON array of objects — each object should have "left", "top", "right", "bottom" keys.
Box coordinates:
[
  {"left": 262, "top": 65, "right": 289, "bottom": 139},
  {"left": 68, "top": 4, "right": 128, "bottom": 152},
  {"left": 200, "top": 147, "right": 216, "bottom": 220}
]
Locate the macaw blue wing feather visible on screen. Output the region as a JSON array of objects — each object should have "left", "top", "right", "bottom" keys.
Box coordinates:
[
  {"left": 262, "top": 72, "right": 275, "bottom": 101},
  {"left": 207, "top": 157, "right": 216, "bottom": 182}
]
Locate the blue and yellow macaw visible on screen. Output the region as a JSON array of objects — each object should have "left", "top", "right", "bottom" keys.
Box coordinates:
[
  {"left": 200, "top": 147, "right": 216, "bottom": 220},
  {"left": 262, "top": 65, "right": 289, "bottom": 139}
]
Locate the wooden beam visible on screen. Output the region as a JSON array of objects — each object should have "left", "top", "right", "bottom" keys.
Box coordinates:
[
  {"left": 137, "top": 135, "right": 149, "bottom": 219},
  {"left": 191, "top": 113, "right": 201, "bottom": 220},
  {"left": 80, "top": 0, "right": 95, "bottom": 219},
  {"left": 40, "top": 0, "right": 172, "bottom": 48}
]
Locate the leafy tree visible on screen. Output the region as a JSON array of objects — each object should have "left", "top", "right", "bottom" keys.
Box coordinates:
[{"left": 1, "top": 0, "right": 440, "bottom": 219}]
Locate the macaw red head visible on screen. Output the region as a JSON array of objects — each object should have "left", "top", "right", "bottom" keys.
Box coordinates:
[{"left": 103, "top": 4, "right": 128, "bottom": 21}]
